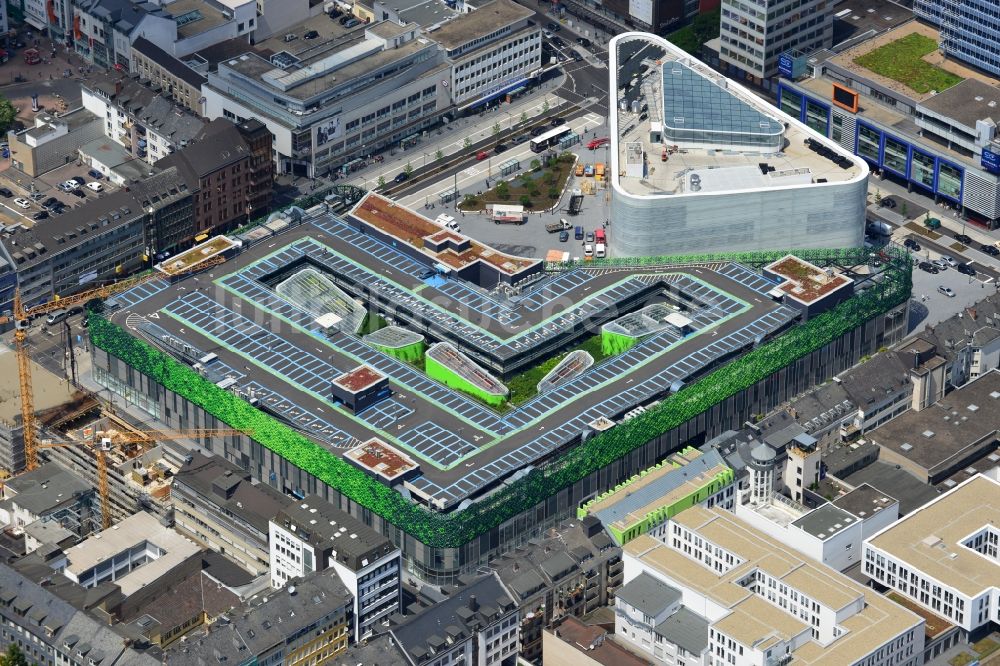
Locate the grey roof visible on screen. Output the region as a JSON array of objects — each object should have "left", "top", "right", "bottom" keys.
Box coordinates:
[
  {"left": 506, "top": 568, "right": 547, "bottom": 600},
  {"left": 919, "top": 78, "right": 1000, "bottom": 130},
  {"left": 166, "top": 569, "right": 353, "bottom": 664},
  {"left": 615, "top": 572, "right": 681, "bottom": 617},
  {"left": 973, "top": 327, "right": 1000, "bottom": 346},
  {"left": 3, "top": 462, "right": 91, "bottom": 517},
  {"left": 539, "top": 550, "right": 577, "bottom": 582},
  {"left": 2, "top": 168, "right": 189, "bottom": 271},
  {"left": 132, "top": 37, "right": 208, "bottom": 88},
  {"left": 425, "top": 0, "right": 528, "bottom": 46},
  {"left": 0, "top": 562, "right": 160, "bottom": 665},
  {"left": 791, "top": 503, "right": 858, "bottom": 539},
  {"left": 654, "top": 607, "right": 709, "bottom": 655},
  {"left": 173, "top": 451, "right": 291, "bottom": 535},
  {"left": 391, "top": 573, "right": 516, "bottom": 664},
  {"left": 830, "top": 483, "right": 897, "bottom": 520},
  {"left": 914, "top": 294, "right": 1000, "bottom": 364},
  {"left": 837, "top": 352, "right": 911, "bottom": 408},
  {"left": 842, "top": 462, "right": 941, "bottom": 517},
  {"left": 333, "top": 632, "right": 409, "bottom": 665},
  {"left": 84, "top": 75, "right": 206, "bottom": 143},
  {"left": 156, "top": 118, "right": 252, "bottom": 182},
  {"left": 593, "top": 449, "right": 727, "bottom": 529}
]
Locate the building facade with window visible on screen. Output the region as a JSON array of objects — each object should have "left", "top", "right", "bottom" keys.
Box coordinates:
[
  {"left": 863, "top": 474, "right": 1000, "bottom": 642},
  {"left": 623, "top": 505, "right": 925, "bottom": 666},
  {"left": 914, "top": 0, "right": 1000, "bottom": 79}
]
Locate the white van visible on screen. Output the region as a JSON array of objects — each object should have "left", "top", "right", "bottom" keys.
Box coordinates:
[
  {"left": 46, "top": 309, "right": 68, "bottom": 326},
  {"left": 595, "top": 242, "right": 606, "bottom": 258}
]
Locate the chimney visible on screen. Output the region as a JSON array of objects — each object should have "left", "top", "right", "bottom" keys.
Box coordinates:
[{"left": 468, "top": 595, "right": 478, "bottom": 613}]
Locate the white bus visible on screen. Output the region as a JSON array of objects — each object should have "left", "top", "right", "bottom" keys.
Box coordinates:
[{"left": 530, "top": 126, "right": 572, "bottom": 153}]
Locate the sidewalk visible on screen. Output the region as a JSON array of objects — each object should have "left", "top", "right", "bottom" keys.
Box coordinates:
[{"left": 345, "top": 80, "right": 579, "bottom": 189}]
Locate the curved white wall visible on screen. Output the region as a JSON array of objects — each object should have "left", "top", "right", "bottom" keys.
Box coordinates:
[{"left": 608, "top": 33, "right": 869, "bottom": 257}]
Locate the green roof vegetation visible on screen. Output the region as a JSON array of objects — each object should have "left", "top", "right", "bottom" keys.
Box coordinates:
[
  {"left": 89, "top": 247, "right": 911, "bottom": 549},
  {"left": 853, "top": 33, "right": 963, "bottom": 95}
]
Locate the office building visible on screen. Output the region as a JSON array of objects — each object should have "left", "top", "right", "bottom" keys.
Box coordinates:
[
  {"left": 167, "top": 569, "right": 353, "bottom": 665},
  {"left": 719, "top": 0, "right": 833, "bottom": 85},
  {"left": 81, "top": 75, "right": 207, "bottom": 165},
  {"left": 172, "top": 452, "right": 293, "bottom": 576},
  {"left": 5, "top": 109, "right": 105, "bottom": 178},
  {"left": 864, "top": 473, "right": 1000, "bottom": 640},
  {"left": 0, "top": 462, "right": 99, "bottom": 537},
  {"left": 157, "top": 117, "right": 274, "bottom": 236},
  {"left": 270, "top": 495, "right": 401, "bottom": 640},
  {"left": 203, "top": 19, "right": 451, "bottom": 177},
  {"left": 0, "top": 167, "right": 193, "bottom": 311},
  {"left": 608, "top": 32, "right": 867, "bottom": 257},
  {"left": 777, "top": 21, "right": 1000, "bottom": 229},
  {"left": 389, "top": 572, "right": 520, "bottom": 666},
  {"left": 914, "top": 0, "right": 1000, "bottom": 79},
  {"left": 429, "top": 0, "right": 542, "bottom": 109},
  {"left": 867, "top": 370, "right": 1000, "bottom": 485},
  {"left": 622, "top": 505, "right": 925, "bottom": 666},
  {"left": 71, "top": 0, "right": 255, "bottom": 68}
]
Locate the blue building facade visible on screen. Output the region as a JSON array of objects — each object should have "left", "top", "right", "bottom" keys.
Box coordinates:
[{"left": 777, "top": 81, "right": 1000, "bottom": 228}]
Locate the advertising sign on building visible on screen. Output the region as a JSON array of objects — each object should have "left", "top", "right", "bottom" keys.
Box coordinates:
[
  {"left": 314, "top": 116, "right": 342, "bottom": 148},
  {"left": 628, "top": 0, "right": 652, "bottom": 28},
  {"left": 982, "top": 148, "right": 1000, "bottom": 174}
]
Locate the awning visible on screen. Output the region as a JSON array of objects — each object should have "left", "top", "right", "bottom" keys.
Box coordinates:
[
  {"left": 460, "top": 78, "right": 530, "bottom": 111},
  {"left": 194, "top": 233, "right": 209, "bottom": 242}
]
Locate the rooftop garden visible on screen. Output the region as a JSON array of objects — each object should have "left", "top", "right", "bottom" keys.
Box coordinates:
[
  {"left": 90, "top": 247, "right": 911, "bottom": 549},
  {"left": 853, "top": 33, "right": 963, "bottom": 95}
]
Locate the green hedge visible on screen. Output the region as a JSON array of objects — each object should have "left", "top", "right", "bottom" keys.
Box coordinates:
[{"left": 90, "top": 247, "right": 910, "bottom": 548}]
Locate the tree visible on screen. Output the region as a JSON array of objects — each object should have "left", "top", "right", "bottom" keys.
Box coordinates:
[
  {"left": 547, "top": 186, "right": 560, "bottom": 200},
  {"left": 520, "top": 194, "right": 533, "bottom": 208},
  {"left": 542, "top": 99, "right": 550, "bottom": 114},
  {"left": 520, "top": 112, "right": 528, "bottom": 124},
  {"left": 377, "top": 175, "right": 386, "bottom": 188},
  {"left": 0, "top": 645, "right": 31, "bottom": 666},
  {"left": 874, "top": 189, "right": 883, "bottom": 206},
  {"left": 435, "top": 149, "right": 443, "bottom": 161},
  {"left": 404, "top": 162, "right": 413, "bottom": 175},
  {"left": 463, "top": 137, "right": 472, "bottom": 150},
  {"left": 530, "top": 159, "right": 542, "bottom": 172},
  {"left": 495, "top": 181, "right": 510, "bottom": 200},
  {"left": 492, "top": 122, "right": 502, "bottom": 146},
  {"left": 0, "top": 97, "right": 16, "bottom": 135}
]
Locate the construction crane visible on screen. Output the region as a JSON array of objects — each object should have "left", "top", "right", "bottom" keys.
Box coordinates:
[
  {"left": 14, "top": 253, "right": 227, "bottom": 473},
  {"left": 37, "top": 426, "right": 252, "bottom": 529}
]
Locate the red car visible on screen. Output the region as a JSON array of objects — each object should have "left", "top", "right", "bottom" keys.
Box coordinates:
[
  {"left": 476, "top": 151, "right": 489, "bottom": 161},
  {"left": 587, "top": 138, "right": 610, "bottom": 150}
]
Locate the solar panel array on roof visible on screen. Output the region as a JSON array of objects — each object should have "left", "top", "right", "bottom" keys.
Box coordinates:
[{"left": 661, "top": 61, "right": 782, "bottom": 144}]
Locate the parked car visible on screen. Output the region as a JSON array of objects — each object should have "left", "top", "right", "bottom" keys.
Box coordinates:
[
  {"left": 31, "top": 210, "right": 48, "bottom": 220},
  {"left": 86, "top": 182, "right": 103, "bottom": 192},
  {"left": 59, "top": 179, "right": 79, "bottom": 191},
  {"left": 559, "top": 230, "right": 569, "bottom": 242},
  {"left": 546, "top": 21, "right": 560, "bottom": 31},
  {"left": 939, "top": 255, "right": 958, "bottom": 267},
  {"left": 955, "top": 233, "right": 973, "bottom": 245},
  {"left": 938, "top": 285, "right": 956, "bottom": 298},
  {"left": 0, "top": 187, "right": 12, "bottom": 197},
  {"left": 881, "top": 197, "right": 897, "bottom": 209},
  {"left": 550, "top": 117, "right": 566, "bottom": 127},
  {"left": 88, "top": 169, "right": 103, "bottom": 180},
  {"left": 304, "top": 30, "right": 319, "bottom": 39},
  {"left": 571, "top": 50, "right": 583, "bottom": 61},
  {"left": 957, "top": 263, "right": 977, "bottom": 276},
  {"left": 918, "top": 261, "right": 939, "bottom": 274},
  {"left": 531, "top": 126, "right": 547, "bottom": 137},
  {"left": 13, "top": 197, "right": 30, "bottom": 208},
  {"left": 585, "top": 231, "right": 595, "bottom": 243},
  {"left": 574, "top": 225, "right": 584, "bottom": 240},
  {"left": 70, "top": 189, "right": 86, "bottom": 198},
  {"left": 494, "top": 143, "right": 508, "bottom": 154},
  {"left": 393, "top": 172, "right": 408, "bottom": 184},
  {"left": 70, "top": 176, "right": 85, "bottom": 186},
  {"left": 903, "top": 238, "right": 921, "bottom": 252},
  {"left": 931, "top": 258, "right": 950, "bottom": 271},
  {"left": 982, "top": 243, "right": 1000, "bottom": 256}
]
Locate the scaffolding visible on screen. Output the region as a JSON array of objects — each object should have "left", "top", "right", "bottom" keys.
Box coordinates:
[{"left": 276, "top": 268, "right": 367, "bottom": 334}]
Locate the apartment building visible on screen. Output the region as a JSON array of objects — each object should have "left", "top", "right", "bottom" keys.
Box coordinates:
[
  {"left": 428, "top": 0, "right": 542, "bottom": 108},
  {"left": 621, "top": 505, "right": 925, "bottom": 666},
  {"left": 863, "top": 473, "right": 1000, "bottom": 641},
  {"left": 72, "top": 0, "right": 255, "bottom": 68},
  {"left": 719, "top": 0, "right": 833, "bottom": 86},
  {"left": 0, "top": 462, "right": 98, "bottom": 537},
  {"left": 130, "top": 37, "right": 208, "bottom": 115},
  {"left": 172, "top": 452, "right": 292, "bottom": 576},
  {"left": 157, "top": 118, "right": 273, "bottom": 235},
  {"left": 81, "top": 75, "right": 207, "bottom": 165},
  {"left": 390, "top": 572, "right": 520, "bottom": 666},
  {"left": 269, "top": 495, "right": 401, "bottom": 640}
]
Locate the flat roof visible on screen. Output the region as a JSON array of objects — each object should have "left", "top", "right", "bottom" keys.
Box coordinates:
[
  {"left": 868, "top": 371, "right": 1000, "bottom": 475},
  {"left": 333, "top": 365, "right": 386, "bottom": 393},
  {"left": 766, "top": 255, "right": 853, "bottom": 305},
  {"left": 65, "top": 512, "right": 201, "bottom": 597},
  {"left": 163, "top": 0, "right": 232, "bottom": 38},
  {"left": 867, "top": 474, "right": 1000, "bottom": 597},
  {"left": 104, "top": 205, "right": 804, "bottom": 509},
  {"left": 427, "top": 0, "right": 532, "bottom": 50},
  {"left": 610, "top": 33, "right": 865, "bottom": 199},
  {"left": 918, "top": 78, "right": 1000, "bottom": 129},
  {"left": 344, "top": 438, "right": 419, "bottom": 481},
  {"left": 626, "top": 506, "right": 922, "bottom": 664},
  {"left": 831, "top": 483, "right": 897, "bottom": 520},
  {"left": 791, "top": 503, "right": 857, "bottom": 540},
  {"left": 154, "top": 235, "right": 236, "bottom": 276}
]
